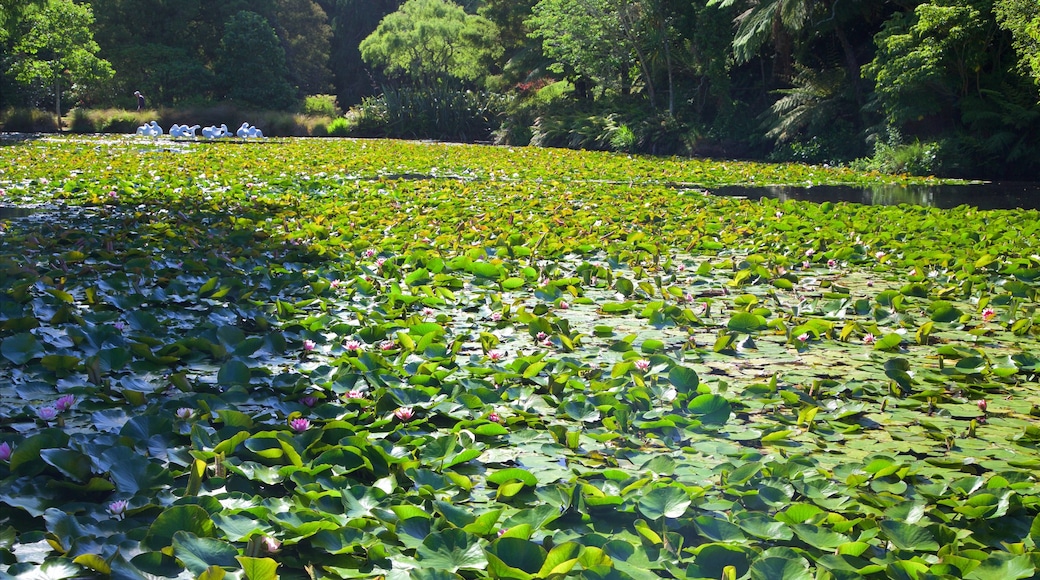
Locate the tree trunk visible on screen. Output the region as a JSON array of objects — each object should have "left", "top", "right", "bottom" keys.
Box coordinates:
[{"left": 55, "top": 76, "right": 62, "bottom": 133}]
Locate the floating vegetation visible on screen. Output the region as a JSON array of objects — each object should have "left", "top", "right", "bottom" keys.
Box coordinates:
[{"left": 0, "top": 136, "right": 1038, "bottom": 579}]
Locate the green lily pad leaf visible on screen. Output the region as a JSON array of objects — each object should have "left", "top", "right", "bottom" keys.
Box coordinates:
[
  {"left": 487, "top": 537, "right": 545, "bottom": 576},
  {"left": 40, "top": 354, "right": 81, "bottom": 376},
  {"left": 688, "top": 394, "right": 731, "bottom": 425},
  {"left": 503, "top": 277, "right": 525, "bottom": 290},
  {"left": 40, "top": 449, "right": 92, "bottom": 482},
  {"left": 144, "top": 505, "right": 217, "bottom": 551},
  {"left": 236, "top": 556, "right": 278, "bottom": 580},
  {"left": 217, "top": 359, "right": 252, "bottom": 386},
  {"left": 172, "top": 532, "right": 239, "bottom": 576},
  {"left": 750, "top": 554, "right": 812, "bottom": 580},
  {"left": 470, "top": 261, "right": 503, "bottom": 279},
  {"left": 693, "top": 516, "right": 746, "bottom": 542},
  {"left": 1, "top": 332, "right": 44, "bottom": 364},
  {"left": 637, "top": 486, "right": 691, "bottom": 520},
  {"left": 874, "top": 333, "right": 903, "bottom": 351},
  {"left": 668, "top": 365, "right": 699, "bottom": 393},
  {"left": 641, "top": 339, "right": 664, "bottom": 353},
  {"left": 735, "top": 514, "right": 793, "bottom": 541},
  {"left": 727, "top": 312, "right": 766, "bottom": 332},
  {"left": 562, "top": 400, "right": 600, "bottom": 423},
  {"left": 488, "top": 468, "right": 538, "bottom": 487},
  {"left": 416, "top": 529, "right": 487, "bottom": 572},
  {"left": 879, "top": 520, "right": 939, "bottom": 551},
  {"left": 964, "top": 554, "right": 1035, "bottom": 580},
  {"left": 791, "top": 524, "right": 848, "bottom": 550}
]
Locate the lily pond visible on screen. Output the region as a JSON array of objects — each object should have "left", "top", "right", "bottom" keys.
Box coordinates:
[{"left": 2, "top": 136, "right": 1040, "bottom": 580}]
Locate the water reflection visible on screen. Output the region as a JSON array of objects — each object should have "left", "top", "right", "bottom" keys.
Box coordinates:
[
  {"left": 710, "top": 182, "right": 1040, "bottom": 210},
  {"left": 0, "top": 206, "right": 37, "bottom": 219}
]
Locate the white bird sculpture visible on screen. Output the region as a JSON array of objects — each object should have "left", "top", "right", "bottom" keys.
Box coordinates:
[
  {"left": 249, "top": 125, "right": 264, "bottom": 138},
  {"left": 169, "top": 124, "right": 184, "bottom": 138},
  {"left": 135, "top": 123, "right": 150, "bottom": 136},
  {"left": 183, "top": 124, "right": 200, "bottom": 138},
  {"left": 218, "top": 123, "right": 229, "bottom": 138},
  {"left": 237, "top": 122, "right": 251, "bottom": 139},
  {"left": 148, "top": 121, "right": 164, "bottom": 136}
]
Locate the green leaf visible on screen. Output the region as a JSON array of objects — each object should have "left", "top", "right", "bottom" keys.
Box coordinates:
[
  {"left": 236, "top": 556, "right": 278, "bottom": 580},
  {"left": 727, "top": 312, "right": 766, "bottom": 332},
  {"left": 172, "top": 532, "right": 239, "bottom": 576},
  {"left": 668, "top": 365, "right": 700, "bottom": 393},
  {"left": 637, "top": 486, "right": 691, "bottom": 520},
  {"left": 144, "top": 505, "right": 217, "bottom": 551},
  {"left": 1, "top": 332, "right": 44, "bottom": 364},
  {"left": 688, "top": 394, "right": 731, "bottom": 425},
  {"left": 879, "top": 520, "right": 939, "bottom": 551},
  {"left": 416, "top": 529, "right": 488, "bottom": 572}
]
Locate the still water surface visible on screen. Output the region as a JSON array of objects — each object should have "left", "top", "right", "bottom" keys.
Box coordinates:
[{"left": 710, "top": 182, "right": 1040, "bottom": 210}]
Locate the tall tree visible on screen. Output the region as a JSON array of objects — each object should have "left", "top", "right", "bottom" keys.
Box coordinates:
[
  {"left": 8, "top": 0, "right": 113, "bottom": 126},
  {"left": 214, "top": 10, "right": 296, "bottom": 109},
  {"left": 271, "top": 0, "right": 333, "bottom": 95},
  {"left": 315, "top": 0, "right": 402, "bottom": 105},
  {"left": 995, "top": 0, "right": 1040, "bottom": 88},
  {"left": 359, "top": 0, "right": 500, "bottom": 89},
  {"left": 528, "top": 0, "right": 678, "bottom": 111}
]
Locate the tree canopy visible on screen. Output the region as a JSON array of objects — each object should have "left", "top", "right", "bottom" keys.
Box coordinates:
[
  {"left": 359, "top": 0, "right": 501, "bottom": 88},
  {"left": 7, "top": 0, "right": 112, "bottom": 120}
]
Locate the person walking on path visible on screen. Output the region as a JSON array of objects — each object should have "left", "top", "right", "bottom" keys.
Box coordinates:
[{"left": 135, "top": 91, "right": 145, "bottom": 111}]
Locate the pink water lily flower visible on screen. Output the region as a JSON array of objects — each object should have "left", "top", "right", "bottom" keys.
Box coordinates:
[
  {"left": 634, "top": 359, "right": 651, "bottom": 372},
  {"left": 37, "top": 406, "right": 58, "bottom": 421},
  {"left": 262, "top": 536, "right": 281, "bottom": 553},
  {"left": 0, "top": 442, "right": 12, "bottom": 462},
  {"left": 346, "top": 389, "right": 364, "bottom": 400},
  {"left": 394, "top": 407, "right": 415, "bottom": 421},
  {"left": 982, "top": 307, "right": 996, "bottom": 321},
  {"left": 109, "top": 500, "right": 129, "bottom": 518},
  {"left": 379, "top": 339, "right": 397, "bottom": 351},
  {"left": 300, "top": 396, "right": 318, "bottom": 408},
  {"left": 488, "top": 412, "right": 501, "bottom": 423},
  {"left": 863, "top": 333, "right": 876, "bottom": 345},
  {"left": 488, "top": 351, "right": 505, "bottom": 362},
  {"left": 344, "top": 340, "right": 363, "bottom": 352},
  {"left": 55, "top": 394, "right": 75, "bottom": 412},
  {"left": 797, "top": 333, "right": 810, "bottom": 342},
  {"left": 491, "top": 312, "right": 503, "bottom": 322},
  {"left": 303, "top": 339, "right": 316, "bottom": 351},
  {"left": 175, "top": 407, "right": 193, "bottom": 419},
  {"left": 289, "top": 418, "right": 311, "bottom": 432}
]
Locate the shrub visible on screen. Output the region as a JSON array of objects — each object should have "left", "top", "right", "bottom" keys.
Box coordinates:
[
  {"left": 69, "top": 108, "right": 97, "bottom": 133},
  {"left": 348, "top": 87, "right": 502, "bottom": 142},
  {"left": 0, "top": 108, "right": 58, "bottom": 132},
  {"left": 100, "top": 110, "right": 147, "bottom": 134},
  {"left": 326, "top": 118, "right": 351, "bottom": 136},
  {"left": 303, "top": 94, "right": 339, "bottom": 117}
]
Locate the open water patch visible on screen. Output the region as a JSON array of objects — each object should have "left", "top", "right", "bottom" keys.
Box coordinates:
[{"left": 709, "top": 182, "right": 1040, "bottom": 210}]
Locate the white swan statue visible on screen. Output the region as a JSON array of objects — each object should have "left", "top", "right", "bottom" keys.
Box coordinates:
[
  {"left": 135, "top": 123, "right": 150, "bottom": 136},
  {"left": 169, "top": 124, "right": 184, "bottom": 138},
  {"left": 184, "top": 124, "right": 200, "bottom": 138},
  {"left": 249, "top": 125, "right": 264, "bottom": 138},
  {"left": 148, "top": 121, "right": 164, "bottom": 136},
  {"left": 237, "top": 122, "right": 251, "bottom": 138}
]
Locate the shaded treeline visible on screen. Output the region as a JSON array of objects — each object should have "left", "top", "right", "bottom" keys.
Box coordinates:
[{"left": 1, "top": 0, "right": 1039, "bottom": 179}]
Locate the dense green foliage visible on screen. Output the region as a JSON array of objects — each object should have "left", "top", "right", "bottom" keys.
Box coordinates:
[
  {"left": 215, "top": 11, "right": 296, "bottom": 110},
  {"left": 0, "top": 0, "right": 1039, "bottom": 178},
  {"left": 359, "top": 0, "right": 501, "bottom": 89},
  {"left": 1, "top": 136, "right": 1039, "bottom": 580}
]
